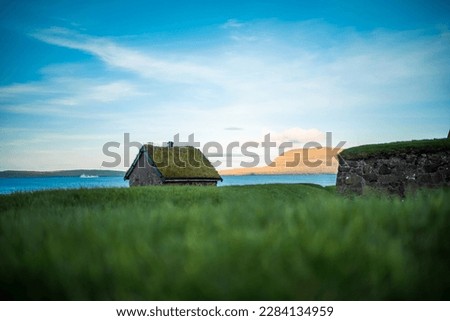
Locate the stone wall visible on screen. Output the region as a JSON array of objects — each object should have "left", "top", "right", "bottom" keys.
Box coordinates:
[
  {"left": 128, "top": 153, "right": 163, "bottom": 186},
  {"left": 337, "top": 151, "right": 450, "bottom": 196}
]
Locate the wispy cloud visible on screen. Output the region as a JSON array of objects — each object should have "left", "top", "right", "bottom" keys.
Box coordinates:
[
  {"left": 222, "top": 19, "right": 245, "bottom": 29},
  {"left": 31, "top": 27, "right": 221, "bottom": 84},
  {"left": 78, "top": 81, "right": 142, "bottom": 103},
  {"left": 0, "top": 83, "right": 59, "bottom": 97},
  {"left": 270, "top": 128, "right": 326, "bottom": 145}
]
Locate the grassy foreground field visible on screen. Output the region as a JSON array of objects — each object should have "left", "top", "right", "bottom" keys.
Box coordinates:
[{"left": 0, "top": 184, "right": 449, "bottom": 300}]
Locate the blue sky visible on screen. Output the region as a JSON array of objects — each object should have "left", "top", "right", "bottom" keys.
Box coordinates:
[{"left": 1, "top": 0, "right": 449, "bottom": 170}]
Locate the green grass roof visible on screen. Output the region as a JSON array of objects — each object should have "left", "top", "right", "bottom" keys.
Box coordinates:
[
  {"left": 146, "top": 145, "right": 221, "bottom": 180},
  {"left": 340, "top": 138, "right": 450, "bottom": 160}
]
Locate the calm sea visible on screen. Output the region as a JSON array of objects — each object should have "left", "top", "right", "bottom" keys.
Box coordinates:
[{"left": 0, "top": 174, "right": 337, "bottom": 195}]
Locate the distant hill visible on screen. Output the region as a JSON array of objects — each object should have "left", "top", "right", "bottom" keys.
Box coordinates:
[
  {"left": 219, "top": 147, "right": 340, "bottom": 176},
  {"left": 0, "top": 169, "right": 125, "bottom": 178}
]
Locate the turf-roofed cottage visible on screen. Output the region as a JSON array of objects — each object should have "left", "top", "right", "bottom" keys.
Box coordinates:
[{"left": 124, "top": 144, "right": 222, "bottom": 186}]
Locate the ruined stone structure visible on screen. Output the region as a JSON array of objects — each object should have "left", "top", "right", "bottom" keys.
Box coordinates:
[{"left": 337, "top": 139, "right": 450, "bottom": 196}]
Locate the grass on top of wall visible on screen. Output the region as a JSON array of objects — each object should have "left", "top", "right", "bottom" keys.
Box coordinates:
[{"left": 340, "top": 138, "right": 450, "bottom": 160}]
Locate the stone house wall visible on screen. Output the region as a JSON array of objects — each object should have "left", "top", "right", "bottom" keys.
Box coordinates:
[{"left": 128, "top": 153, "right": 163, "bottom": 186}]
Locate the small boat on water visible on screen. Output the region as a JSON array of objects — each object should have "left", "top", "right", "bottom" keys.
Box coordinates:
[{"left": 80, "top": 174, "right": 99, "bottom": 178}]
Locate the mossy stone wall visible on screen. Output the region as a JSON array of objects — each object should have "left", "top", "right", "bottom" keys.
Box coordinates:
[{"left": 337, "top": 150, "right": 450, "bottom": 196}]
